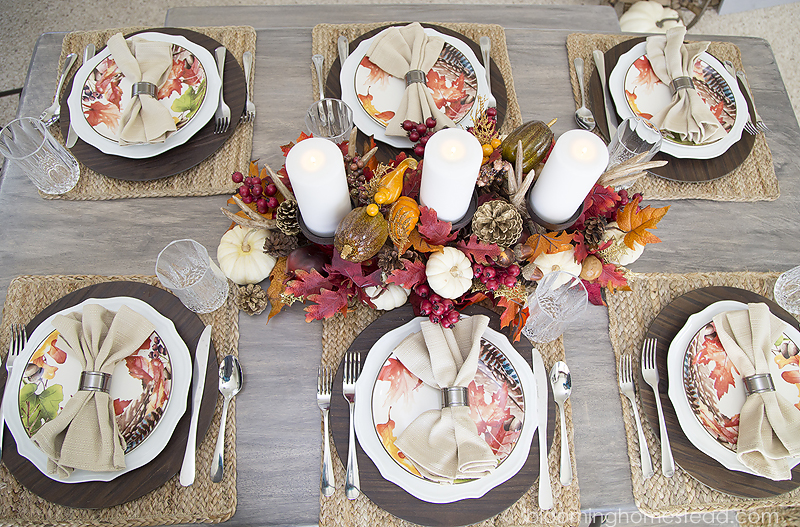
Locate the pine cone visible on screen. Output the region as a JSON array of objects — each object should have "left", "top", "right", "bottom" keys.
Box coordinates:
[
  {"left": 276, "top": 199, "right": 301, "bottom": 235},
  {"left": 377, "top": 245, "right": 414, "bottom": 274},
  {"left": 237, "top": 283, "right": 269, "bottom": 316},
  {"left": 471, "top": 200, "right": 523, "bottom": 248},
  {"left": 476, "top": 158, "right": 513, "bottom": 196},
  {"left": 263, "top": 230, "right": 299, "bottom": 258},
  {"left": 583, "top": 216, "right": 607, "bottom": 249}
]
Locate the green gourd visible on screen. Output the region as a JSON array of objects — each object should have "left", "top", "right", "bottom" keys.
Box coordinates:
[
  {"left": 334, "top": 207, "right": 389, "bottom": 262},
  {"left": 500, "top": 118, "right": 556, "bottom": 173}
]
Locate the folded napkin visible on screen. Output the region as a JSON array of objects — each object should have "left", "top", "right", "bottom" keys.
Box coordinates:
[
  {"left": 645, "top": 26, "right": 727, "bottom": 144},
  {"left": 32, "top": 304, "right": 156, "bottom": 477},
  {"left": 106, "top": 32, "right": 177, "bottom": 145},
  {"left": 366, "top": 22, "right": 457, "bottom": 137},
  {"left": 712, "top": 303, "right": 800, "bottom": 480},
  {"left": 392, "top": 314, "right": 497, "bottom": 483}
]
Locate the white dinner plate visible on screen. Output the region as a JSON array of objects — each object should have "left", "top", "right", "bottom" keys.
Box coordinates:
[{"left": 3, "top": 296, "right": 191, "bottom": 483}]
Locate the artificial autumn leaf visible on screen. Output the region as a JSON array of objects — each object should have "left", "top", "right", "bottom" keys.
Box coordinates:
[
  {"left": 456, "top": 235, "right": 502, "bottom": 265},
  {"left": 386, "top": 258, "right": 427, "bottom": 289},
  {"left": 616, "top": 197, "right": 669, "bottom": 250},
  {"left": 584, "top": 280, "right": 607, "bottom": 306},
  {"left": 418, "top": 206, "right": 458, "bottom": 246},
  {"left": 497, "top": 296, "right": 527, "bottom": 342},
  {"left": 279, "top": 131, "right": 313, "bottom": 157},
  {"left": 284, "top": 268, "right": 334, "bottom": 298},
  {"left": 328, "top": 251, "right": 382, "bottom": 289},
  {"left": 521, "top": 231, "right": 574, "bottom": 263},
  {"left": 304, "top": 287, "right": 350, "bottom": 321},
  {"left": 84, "top": 100, "right": 121, "bottom": 129},
  {"left": 402, "top": 159, "right": 422, "bottom": 199},
  {"left": 595, "top": 263, "right": 631, "bottom": 294},
  {"left": 408, "top": 228, "right": 444, "bottom": 254},
  {"left": 694, "top": 330, "right": 739, "bottom": 399},
  {"left": 583, "top": 184, "right": 620, "bottom": 219},
  {"left": 573, "top": 231, "right": 612, "bottom": 263},
  {"left": 266, "top": 257, "right": 290, "bottom": 321}
]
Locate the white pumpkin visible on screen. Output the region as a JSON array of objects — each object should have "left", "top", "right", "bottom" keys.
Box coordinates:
[
  {"left": 598, "top": 222, "right": 645, "bottom": 266},
  {"left": 425, "top": 247, "right": 474, "bottom": 299},
  {"left": 364, "top": 284, "right": 411, "bottom": 310},
  {"left": 217, "top": 226, "right": 277, "bottom": 285},
  {"left": 619, "top": 1, "right": 684, "bottom": 33},
  {"left": 531, "top": 248, "right": 582, "bottom": 285}
]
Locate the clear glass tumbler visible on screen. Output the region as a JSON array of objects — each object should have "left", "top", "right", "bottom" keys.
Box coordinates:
[
  {"left": 305, "top": 98, "right": 354, "bottom": 144},
  {"left": 522, "top": 271, "right": 588, "bottom": 343},
  {"left": 775, "top": 266, "right": 800, "bottom": 315},
  {"left": 155, "top": 239, "right": 229, "bottom": 313},
  {"left": 607, "top": 116, "right": 663, "bottom": 169},
  {"left": 0, "top": 117, "right": 79, "bottom": 194}
]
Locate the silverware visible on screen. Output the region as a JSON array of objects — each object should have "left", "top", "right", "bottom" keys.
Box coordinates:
[
  {"left": 342, "top": 350, "right": 361, "bottom": 499},
  {"left": 66, "top": 44, "right": 95, "bottom": 148},
  {"left": 40, "top": 53, "right": 77, "bottom": 126},
  {"left": 312, "top": 54, "right": 325, "bottom": 101},
  {"left": 573, "top": 58, "right": 596, "bottom": 132},
  {"left": 532, "top": 349, "right": 553, "bottom": 510},
  {"left": 213, "top": 47, "right": 231, "bottom": 134},
  {"left": 337, "top": 36, "right": 349, "bottom": 66},
  {"left": 317, "top": 365, "right": 335, "bottom": 496},
  {"left": 618, "top": 353, "right": 653, "bottom": 479},
  {"left": 180, "top": 325, "right": 212, "bottom": 486},
  {"left": 549, "top": 361, "right": 572, "bottom": 486},
  {"left": 593, "top": 49, "right": 617, "bottom": 142},
  {"left": 1, "top": 324, "right": 25, "bottom": 462},
  {"left": 210, "top": 354, "right": 242, "bottom": 482},
  {"left": 641, "top": 338, "right": 675, "bottom": 477},
  {"left": 241, "top": 51, "right": 256, "bottom": 123},
  {"left": 736, "top": 68, "right": 769, "bottom": 134},
  {"left": 479, "top": 37, "right": 497, "bottom": 108}
]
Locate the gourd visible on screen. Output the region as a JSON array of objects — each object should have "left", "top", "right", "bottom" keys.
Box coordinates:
[
  {"left": 374, "top": 158, "right": 418, "bottom": 205},
  {"left": 364, "top": 284, "right": 411, "bottom": 310},
  {"left": 500, "top": 119, "right": 555, "bottom": 174},
  {"left": 217, "top": 225, "right": 277, "bottom": 285},
  {"left": 619, "top": 1, "right": 683, "bottom": 34},
  {"left": 334, "top": 206, "right": 389, "bottom": 262},
  {"left": 598, "top": 222, "right": 644, "bottom": 266},
  {"left": 531, "top": 249, "right": 581, "bottom": 279},
  {"left": 388, "top": 196, "right": 420, "bottom": 248},
  {"left": 425, "top": 247, "right": 473, "bottom": 299}
]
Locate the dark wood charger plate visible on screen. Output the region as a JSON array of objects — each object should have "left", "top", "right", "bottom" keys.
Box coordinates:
[
  {"left": 0, "top": 281, "right": 219, "bottom": 508},
  {"left": 329, "top": 304, "right": 554, "bottom": 527},
  {"left": 325, "top": 24, "right": 509, "bottom": 165},
  {"left": 588, "top": 38, "right": 755, "bottom": 183},
  {"left": 641, "top": 286, "right": 800, "bottom": 498},
  {"left": 58, "top": 27, "right": 246, "bottom": 181}
]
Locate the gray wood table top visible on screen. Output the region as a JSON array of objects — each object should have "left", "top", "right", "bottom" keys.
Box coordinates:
[{"left": 1, "top": 4, "right": 798, "bottom": 526}]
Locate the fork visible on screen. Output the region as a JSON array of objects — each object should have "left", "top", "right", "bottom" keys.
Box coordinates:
[
  {"left": 342, "top": 350, "right": 361, "bottom": 499},
  {"left": 641, "top": 338, "right": 675, "bottom": 477},
  {"left": 736, "top": 69, "right": 769, "bottom": 134},
  {"left": 1, "top": 324, "right": 26, "bottom": 461},
  {"left": 317, "top": 366, "right": 335, "bottom": 496},
  {"left": 214, "top": 47, "right": 231, "bottom": 134},
  {"left": 618, "top": 353, "right": 654, "bottom": 479},
  {"left": 479, "top": 37, "right": 497, "bottom": 109},
  {"left": 241, "top": 51, "right": 256, "bottom": 123},
  {"left": 39, "top": 53, "right": 77, "bottom": 126}
]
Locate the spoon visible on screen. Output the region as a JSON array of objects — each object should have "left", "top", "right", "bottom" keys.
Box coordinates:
[
  {"left": 550, "top": 361, "right": 573, "bottom": 486},
  {"left": 210, "top": 355, "right": 243, "bottom": 483},
  {"left": 573, "top": 58, "right": 596, "bottom": 132}
]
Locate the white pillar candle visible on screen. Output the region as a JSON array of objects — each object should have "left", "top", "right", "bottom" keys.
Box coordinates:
[
  {"left": 419, "top": 128, "right": 482, "bottom": 223},
  {"left": 285, "top": 137, "right": 352, "bottom": 237},
  {"left": 528, "top": 129, "right": 609, "bottom": 225}
]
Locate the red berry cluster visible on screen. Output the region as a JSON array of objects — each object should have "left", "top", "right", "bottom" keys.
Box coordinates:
[
  {"left": 617, "top": 189, "right": 643, "bottom": 208},
  {"left": 414, "top": 283, "right": 461, "bottom": 328},
  {"left": 231, "top": 171, "right": 279, "bottom": 214},
  {"left": 402, "top": 117, "right": 437, "bottom": 157},
  {"left": 473, "top": 262, "right": 521, "bottom": 292}
]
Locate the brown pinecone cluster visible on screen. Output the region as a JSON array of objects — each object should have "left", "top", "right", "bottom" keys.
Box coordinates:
[
  {"left": 237, "top": 283, "right": 269, "bottom": 316},
  {"left": 377, "top": 245, "right": 416, "bottom": 274},
  {"left": 472, "top": 200, "right": 523, "bottom": 248},
  {"left": 476, "top": 158, "right": 512, "bottom": 195},
  {"left": 276, "top": 199, "right": 300, "bottom": 235},
  {"left": 263, "top": 229, "right": 299, "bottom": 258},
  {"left": 582, "top": 216, "right": 607, "bottom": 249}
]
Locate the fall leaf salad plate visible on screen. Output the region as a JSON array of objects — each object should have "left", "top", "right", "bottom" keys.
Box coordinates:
[
  {"left": 667, "top": 300, "right": 800, "bottom": 475},
  {"left": 353, "top": 316, "right": 537, "bottom": 503},
  {"left": 66, "top": 32, "right": 222, "bottom": 159},
  {"left": 2, "top": 296, "right": 191, "bottom": 483}
]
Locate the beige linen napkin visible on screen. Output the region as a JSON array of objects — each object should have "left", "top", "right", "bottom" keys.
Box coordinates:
[
  {"left": 645, "top": 26, "right": 726, "bottom": 144},
  {"left": 106, "top": 32, "right": 177, "bottom": 145},
  {"left": 712, "top": 303, "right": 800, "bottom": 480},
  {"left": 366, "top": 22, "right": 456, "bottom": 137},
  {"left": 32, "top": 304, "right": 156, "bottom": 477},
  {"left": 392, "top": 314, "right": 498, "bottom": 482}
]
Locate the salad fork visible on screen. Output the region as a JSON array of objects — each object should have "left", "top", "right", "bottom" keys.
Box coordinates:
[
  {"left": 214, "top": 47, "right": 231, "bottom": 134},
  {"left": 39, "top": 53, "right": 77, "bottom": 126},
  {"left": 618, "top": 353, "right": 653, "bottom": 479},
  {"left": 241, "top": 51, "right": 256, "bottom": 123},
  {"left": 317, "top": 365, "right": 335, "bottom": 496},
  {"left": 1, "top": 324, "right": 26, "bottom": 461},
  {"left": 342, "top": 350, "right": 361, "bottom": 499},
  {"left": 641, "top": 338, "right": 675, "bottom": 477}
]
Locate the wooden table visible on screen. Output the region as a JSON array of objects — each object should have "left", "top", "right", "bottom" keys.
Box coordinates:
[{"left": 2, "top": 4, "right": 799, "bottom": 526}]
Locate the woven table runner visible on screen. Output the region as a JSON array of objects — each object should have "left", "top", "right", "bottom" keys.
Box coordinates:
[
  {"left": 312, "top": 22, "right": 523, "bottom": 136},
  {"left": 44, "top": 26, "right": 256, "bottom": 201},
  {"left": 606, "top": 271, "right": 800, "bottom": 517},
  {"left": 0, "top": 274, "right": 239, "bottom": 526},
  {"left": 319, "top": 304, "right": 580, "bottom": 527},
  {"left": 566, "top": 33, "right": 779, "bottom": 203}
]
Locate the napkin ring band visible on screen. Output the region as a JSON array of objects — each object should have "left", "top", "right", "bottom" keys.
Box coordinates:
[
  {"left": 131, "top": 81, "right": 157, "bottom": 99},
  {"left": 442, "top": 387, "right": 469, "bottom": 408},
  {"left": 79, "top": 371, "right": 112, "bottom": 393},
  {"left": 405, "top": 70, "right": 426, "bottom": 87},
  {"left": 744, "top": 373, "right": 775, "bottom": 395},
  {"left": 670, "top": 76, "right": 695, "bottom": 95}
]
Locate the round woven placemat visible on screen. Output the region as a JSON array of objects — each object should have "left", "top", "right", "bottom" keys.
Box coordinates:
[
  {"left": 566, "top": 33, "right": 779, "bottom": 203},
  {"left": 319, "top": 303, "right": 581, "bottom": 527},
  {"left": 0, "top": 274, "right": 239, "bottom": 526}
]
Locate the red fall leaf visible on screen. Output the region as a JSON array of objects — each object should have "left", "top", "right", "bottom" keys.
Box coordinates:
[
  {"left": 456, "top": 235, "right": 503, "bottom": 265},
  {"left": 418, "top": 206, "right": 458, "bottom": 246},
  {"left": 386, "top": 258, "right": 427, "bottom": 289}
]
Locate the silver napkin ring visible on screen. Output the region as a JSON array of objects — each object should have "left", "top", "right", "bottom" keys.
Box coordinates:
[
  {"left": 131, "top": 81, "right": 157, "bottom": 98},
  {"left": 442, "top": 387, "right": 469, "bottom": 408},
  {"left": 79, "top": 371, "right": 112, "bottom": 393},
  {"left": 744, "top": 373, "right": 775, "bottom": 395},
  {"left": 670, "top": 76, "right": 695, "bottom": 95},
  {"left": 405, "top": 70, "right": 426, "bottom": 87}
]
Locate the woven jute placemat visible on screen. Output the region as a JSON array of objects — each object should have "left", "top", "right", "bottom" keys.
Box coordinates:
[
  {"left": 319, "top": 304, "right": 581, "bottom": 527},
  {"left": 0, "top": 274, "right": 239, "bottom": 526},
  {"left": 566, "top": 33, "right": 779, "bottom": 203},
  {"left": 312, "top": 22, "right": 524, "bottom": 136},
  {"left": 44, "top": 26, "right": 256, "bottom": 201},
  {"left": 605, "top": 270, "right": 800, "bottom": 517}
]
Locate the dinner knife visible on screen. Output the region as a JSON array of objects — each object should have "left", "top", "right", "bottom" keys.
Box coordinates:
[
  {"left": 593, "top": 50, "right": 618, "bottom": 143},
  {"left": 180, "top": 324, "right": 212, "bottom": 486},
  {"left": 532, "top": 348, "right": 553, "bottom": 510},
  {"left": 66, "top": 43, "right": 95, "bottom": 148},
  {"left": 337, "top": 36, "right": 349, "bottom": 66}
]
